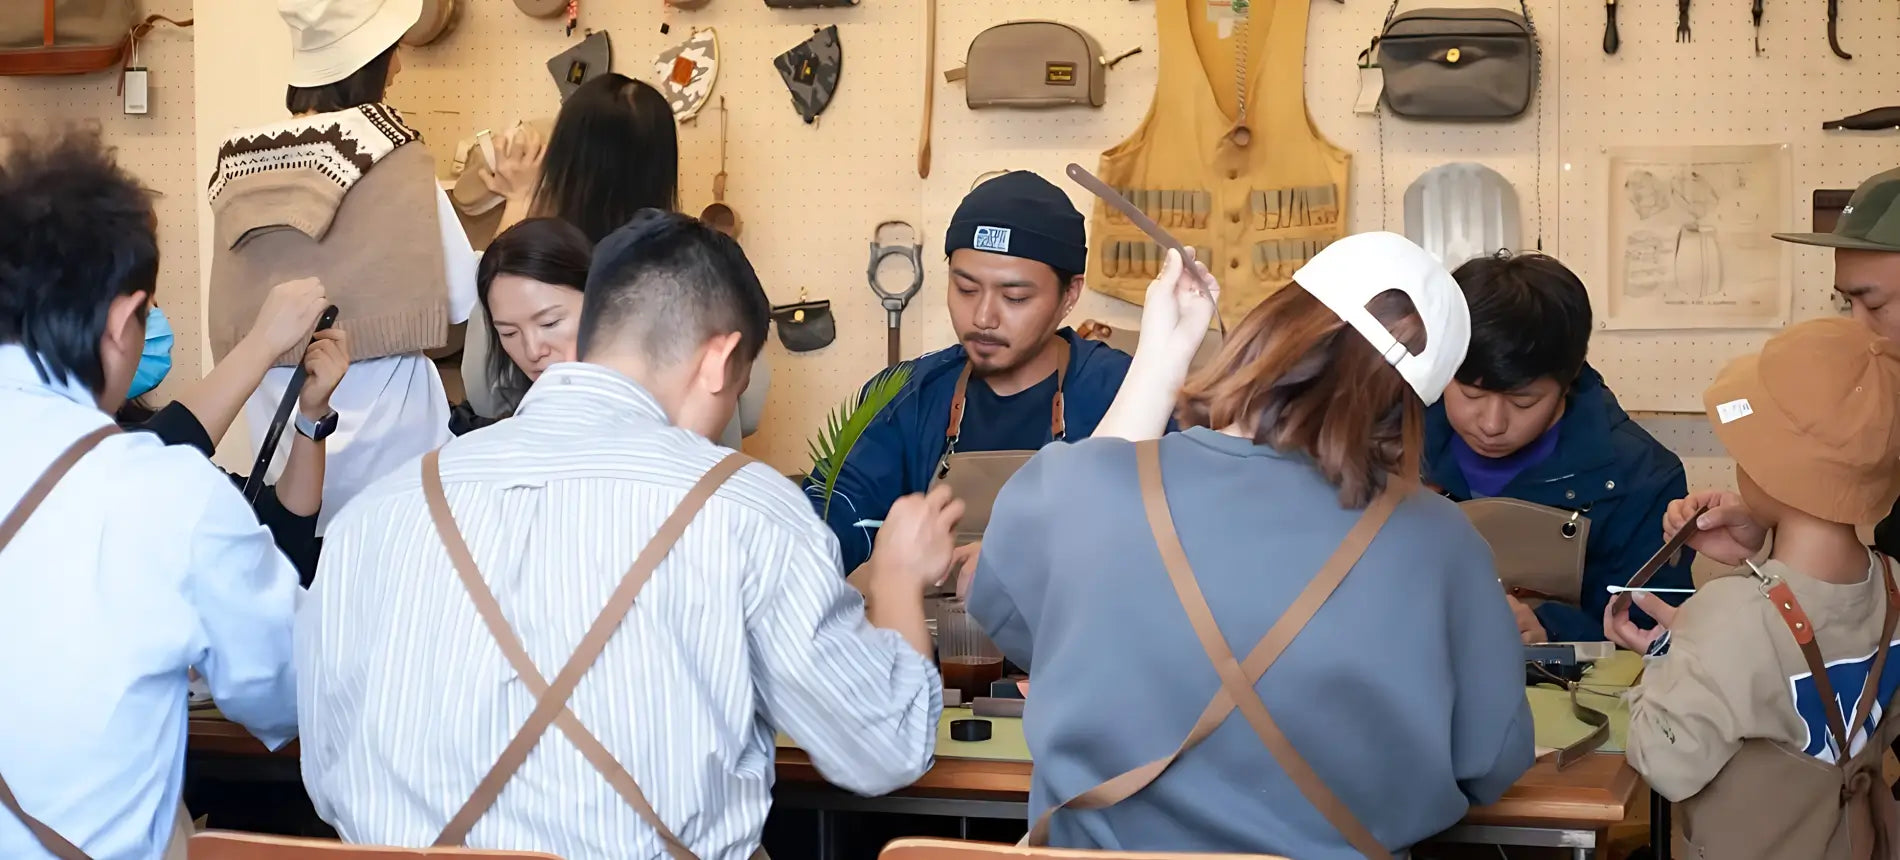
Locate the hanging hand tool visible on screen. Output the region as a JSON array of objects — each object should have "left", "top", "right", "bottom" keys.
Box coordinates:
[
  {"left": 1826, "top": 0, "right": 1851, "bottom": 58},
  {"left": 868, "top": 221, "right": 924, "bottom": 367},
  {"left": 1603, "top": 0, "right": 1621, "bottom": 53},
  {"left": 1751, "top": 0, "right": 1763, "bottom": 53},
  {"left": 1823, "top": 106, "right": 1900, "bottom": 130},
  {"left": 1676, "top": 0, "right": 1692, "bottom": 41},
  {"left": 917, "top": 0, "right": 935, "bottom": 178}
]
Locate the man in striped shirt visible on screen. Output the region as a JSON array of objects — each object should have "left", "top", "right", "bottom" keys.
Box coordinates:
[{"left": 297, "top": 210, "right": 960, "bottom": 859}]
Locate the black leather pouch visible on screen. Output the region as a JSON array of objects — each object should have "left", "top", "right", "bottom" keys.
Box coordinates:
[{"left": 772, "top": 300, "right": 835, "bottom": 352}]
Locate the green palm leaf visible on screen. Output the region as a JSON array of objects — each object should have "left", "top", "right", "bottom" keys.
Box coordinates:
[{"left": 808, "top": 362, "right": 912, "bottom": 519}]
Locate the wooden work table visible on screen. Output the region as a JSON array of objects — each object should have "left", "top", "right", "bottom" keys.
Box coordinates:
[{"left": 188, "top": 652, "right": 1649, "bottom": 858}]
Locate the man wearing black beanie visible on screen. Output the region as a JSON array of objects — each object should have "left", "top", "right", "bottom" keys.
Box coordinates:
[{"left": 806, "top": 171, "right": 1136, "bottom": 575}]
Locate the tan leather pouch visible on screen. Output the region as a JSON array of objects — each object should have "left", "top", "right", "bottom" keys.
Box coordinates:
[
  {"left": 945, "top": 21, "right": 1107, "bottom": 109},
  {"left": 1459, "top": 497, "right": 1589, "bottom": 606}
]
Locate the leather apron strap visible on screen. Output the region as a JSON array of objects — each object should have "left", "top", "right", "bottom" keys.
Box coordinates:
[
  {"left": 423, "top": 449, "right": 753, "bottom": 860},
  {"left": 1024, "top": 438, "right": 1401, "bottom": 860},
  {"left": 1750, "top": 555, "right": 1900, "bottom": 859},
  {"left": 0, "top": 425, "right": 116, "bottom": 860},
  {"left": 941, "top": 337, "right": 1071, "bottom": 472}
]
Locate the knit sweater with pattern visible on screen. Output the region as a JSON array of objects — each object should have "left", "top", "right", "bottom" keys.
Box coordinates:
[{"left": 208, "top": 103, "right": 449, "bottom": 366}]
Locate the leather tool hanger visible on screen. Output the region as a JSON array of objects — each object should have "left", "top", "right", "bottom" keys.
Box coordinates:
[
  {"left": 699, "top": 97, "right": 740, "bottom": 238},
  {"left": 917, "top": 0, "right": 935, "bottom": 178},
  {"left": 1065, "top": 163, "right": 1224, "bottom": 336}
]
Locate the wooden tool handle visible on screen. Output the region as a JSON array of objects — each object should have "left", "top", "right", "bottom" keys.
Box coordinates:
[
  {"left": 917, "top": 0, "right": 936, "bottom": 179},
  {"left": 1603, "top": 0, "right": 1620, "bottom": 54}
]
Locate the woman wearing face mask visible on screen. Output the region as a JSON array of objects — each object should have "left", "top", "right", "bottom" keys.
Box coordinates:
[
  {"left": 462, "top": 75, "right": 768, "bottom": 449},
  {"left": 207, "top": 0, "right": 478, "bottom": 534},
  {"left": 120, "top": 278, "right": 349, "bottom": 583}
]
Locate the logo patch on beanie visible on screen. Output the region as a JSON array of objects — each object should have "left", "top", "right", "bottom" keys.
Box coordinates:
[
  {"left": 973, "top": 226, "right": 1012, "bottom": 254},
  {"left": 1716, "top": 399, "right": 1754, "bottom": 424}
]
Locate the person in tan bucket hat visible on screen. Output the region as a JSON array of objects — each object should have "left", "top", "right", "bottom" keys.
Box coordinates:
[{"left": 1614, "top": 318, "right": 1900, "bottom": 858}]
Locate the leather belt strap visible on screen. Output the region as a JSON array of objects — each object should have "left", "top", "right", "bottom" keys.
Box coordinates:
[
  {"left": 1024, "top": 438, "right": 1401, "bottom": 859},
  {"left": 423, "top": 448, "right": 752, "bottom": 859},
  {"left": 0, "top": 425, "right": 117, "bottom": 860},
  {"left": 944, "top": 336, "right": 1070, "bottom": 455}
]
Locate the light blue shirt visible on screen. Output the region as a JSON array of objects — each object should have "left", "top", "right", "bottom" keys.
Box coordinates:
[{"left": 0, "top": 345, "right": 302, "bottom": 860}]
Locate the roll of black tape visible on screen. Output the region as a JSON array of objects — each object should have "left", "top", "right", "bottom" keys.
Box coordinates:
[{"left": 949, "top": 719, "right": 992, "bottom": 742}]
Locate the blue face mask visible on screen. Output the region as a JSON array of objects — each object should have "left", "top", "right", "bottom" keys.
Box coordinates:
[{"left": 128, "top": 305, "right": 174, "bottom": 399}]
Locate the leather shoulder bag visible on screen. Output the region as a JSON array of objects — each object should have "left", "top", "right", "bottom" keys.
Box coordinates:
[{"left": 1374, "top": 0, "right": 1539, "bottom": 121}]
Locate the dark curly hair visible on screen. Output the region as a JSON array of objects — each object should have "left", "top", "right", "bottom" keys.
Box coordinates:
[{"left": 0, "top": 125, "right": 159, "bottom": 396}]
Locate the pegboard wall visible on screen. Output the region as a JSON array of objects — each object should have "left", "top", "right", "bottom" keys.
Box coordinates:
[
  {"left": 388, "top": 0, "right": 1900, "bottom": 479},
  {"left": 0, "top": 1, "right": 199, "bottom": 401}
]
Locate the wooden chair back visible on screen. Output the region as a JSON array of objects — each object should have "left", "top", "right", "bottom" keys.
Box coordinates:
[
  {"left": 188, "top": 831, "right": 563, "bottom": 859},
  {"left": 878, "top": 837, "right": 1290, "bottom": 860}
]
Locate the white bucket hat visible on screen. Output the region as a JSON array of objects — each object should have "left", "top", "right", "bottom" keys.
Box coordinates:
[
  {"left": 1294, "top": 231, "right": 1471, "bottom": 406},
  {"left": 281, "top": 0, "right": 425, "bottom": 88}
]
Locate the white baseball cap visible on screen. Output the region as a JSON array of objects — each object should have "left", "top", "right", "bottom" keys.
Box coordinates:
[
  {"left": 281, "top": 0, "right": 424, "bottom": 88},
  {"left": 1294, "top": 231, "right": 1471, "bottom": 406}
]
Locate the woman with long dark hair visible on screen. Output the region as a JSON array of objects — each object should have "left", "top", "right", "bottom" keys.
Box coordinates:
[
  {"left": 467, "top": 75, "right": 767, "bottom": 448},
  {"left": 962, "top": 236, "right": 1534, "bottom": 856},
  {"left": 484, "top": 74, "right": 679, "bottom": 244}
]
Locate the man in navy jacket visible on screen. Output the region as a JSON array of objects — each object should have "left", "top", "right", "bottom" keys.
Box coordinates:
[
  {"left": 1425, "top": 252, "right": 1691, "bottom": 643},
  {"left": 807, "top": 172, "right": 1133, "bottom": 574}
]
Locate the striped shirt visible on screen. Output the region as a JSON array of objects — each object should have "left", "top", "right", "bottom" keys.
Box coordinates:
[{"left": 297, "top": 362, "right": 943, "bottom": 859}]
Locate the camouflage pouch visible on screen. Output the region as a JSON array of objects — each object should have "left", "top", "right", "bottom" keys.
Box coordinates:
[{"left": 774, "top": 25, "right": 841, "bottom": 124}]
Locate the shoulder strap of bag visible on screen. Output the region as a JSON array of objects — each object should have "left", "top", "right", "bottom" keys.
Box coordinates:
[
  {"left": 0, "top": 425, "right": 117, "bottom": 860},
  {"left": 424, "top": 449, "right": 753, "bottom": 860},
  {"left": 1381, "top": 0, "right": 1536, "bottom": 32},
  {"left": 1024, "top": 439, "right": 1402, "bottom": 858}
]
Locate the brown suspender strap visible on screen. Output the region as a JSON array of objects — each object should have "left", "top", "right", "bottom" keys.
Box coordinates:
[
  {"left": 0, "top": 425, "right": 117, "bottom": 860},
  {"left": 423, "top": 449, "right": 752, "bottom": 859},
  {"left": 1024, "top": 439, "right": 1402, "bottom": 859},
  {"left": 1749, "top": 555, "right": 1900, "bottom": 766},
  {"left": 945, "top": 337, "right": 1072, "bottom": 446}
]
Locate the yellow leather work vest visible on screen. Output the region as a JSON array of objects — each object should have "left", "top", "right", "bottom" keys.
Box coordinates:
[{"left": 1088, "top": 0, "right": 1349, "bottom": 323}]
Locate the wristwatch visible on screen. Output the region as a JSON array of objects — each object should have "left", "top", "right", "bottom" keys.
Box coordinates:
[{"left": 295, "top": 409, "right": 339, "bottom": 441}]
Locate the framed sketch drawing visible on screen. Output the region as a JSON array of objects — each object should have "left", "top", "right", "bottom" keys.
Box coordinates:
[{"left": 1604, "top": 144, "right": 1793, "bottom": 330}]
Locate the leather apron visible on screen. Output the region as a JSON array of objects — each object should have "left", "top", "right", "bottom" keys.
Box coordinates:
[
  {"left": 1456, "top": 497, "right": 1590, "bottom": 609},
  {"left": 1023, "top": 439, "right": 1400, "bottom": 859},
  {"left": 1087, "top": 0, "right": 1350, "bottom": 324},
  {"left": 1674, "top": 558, "right": 1900, "bottom": 860},
  {"left": 422, "top": 450, "right": 766, "bottom": 860},
  {"left": 0, "top": 427, "right": 192, "bottom": 860},
  {"left": 934, "top": 339, "right": 1069, "bottom": 545}
]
